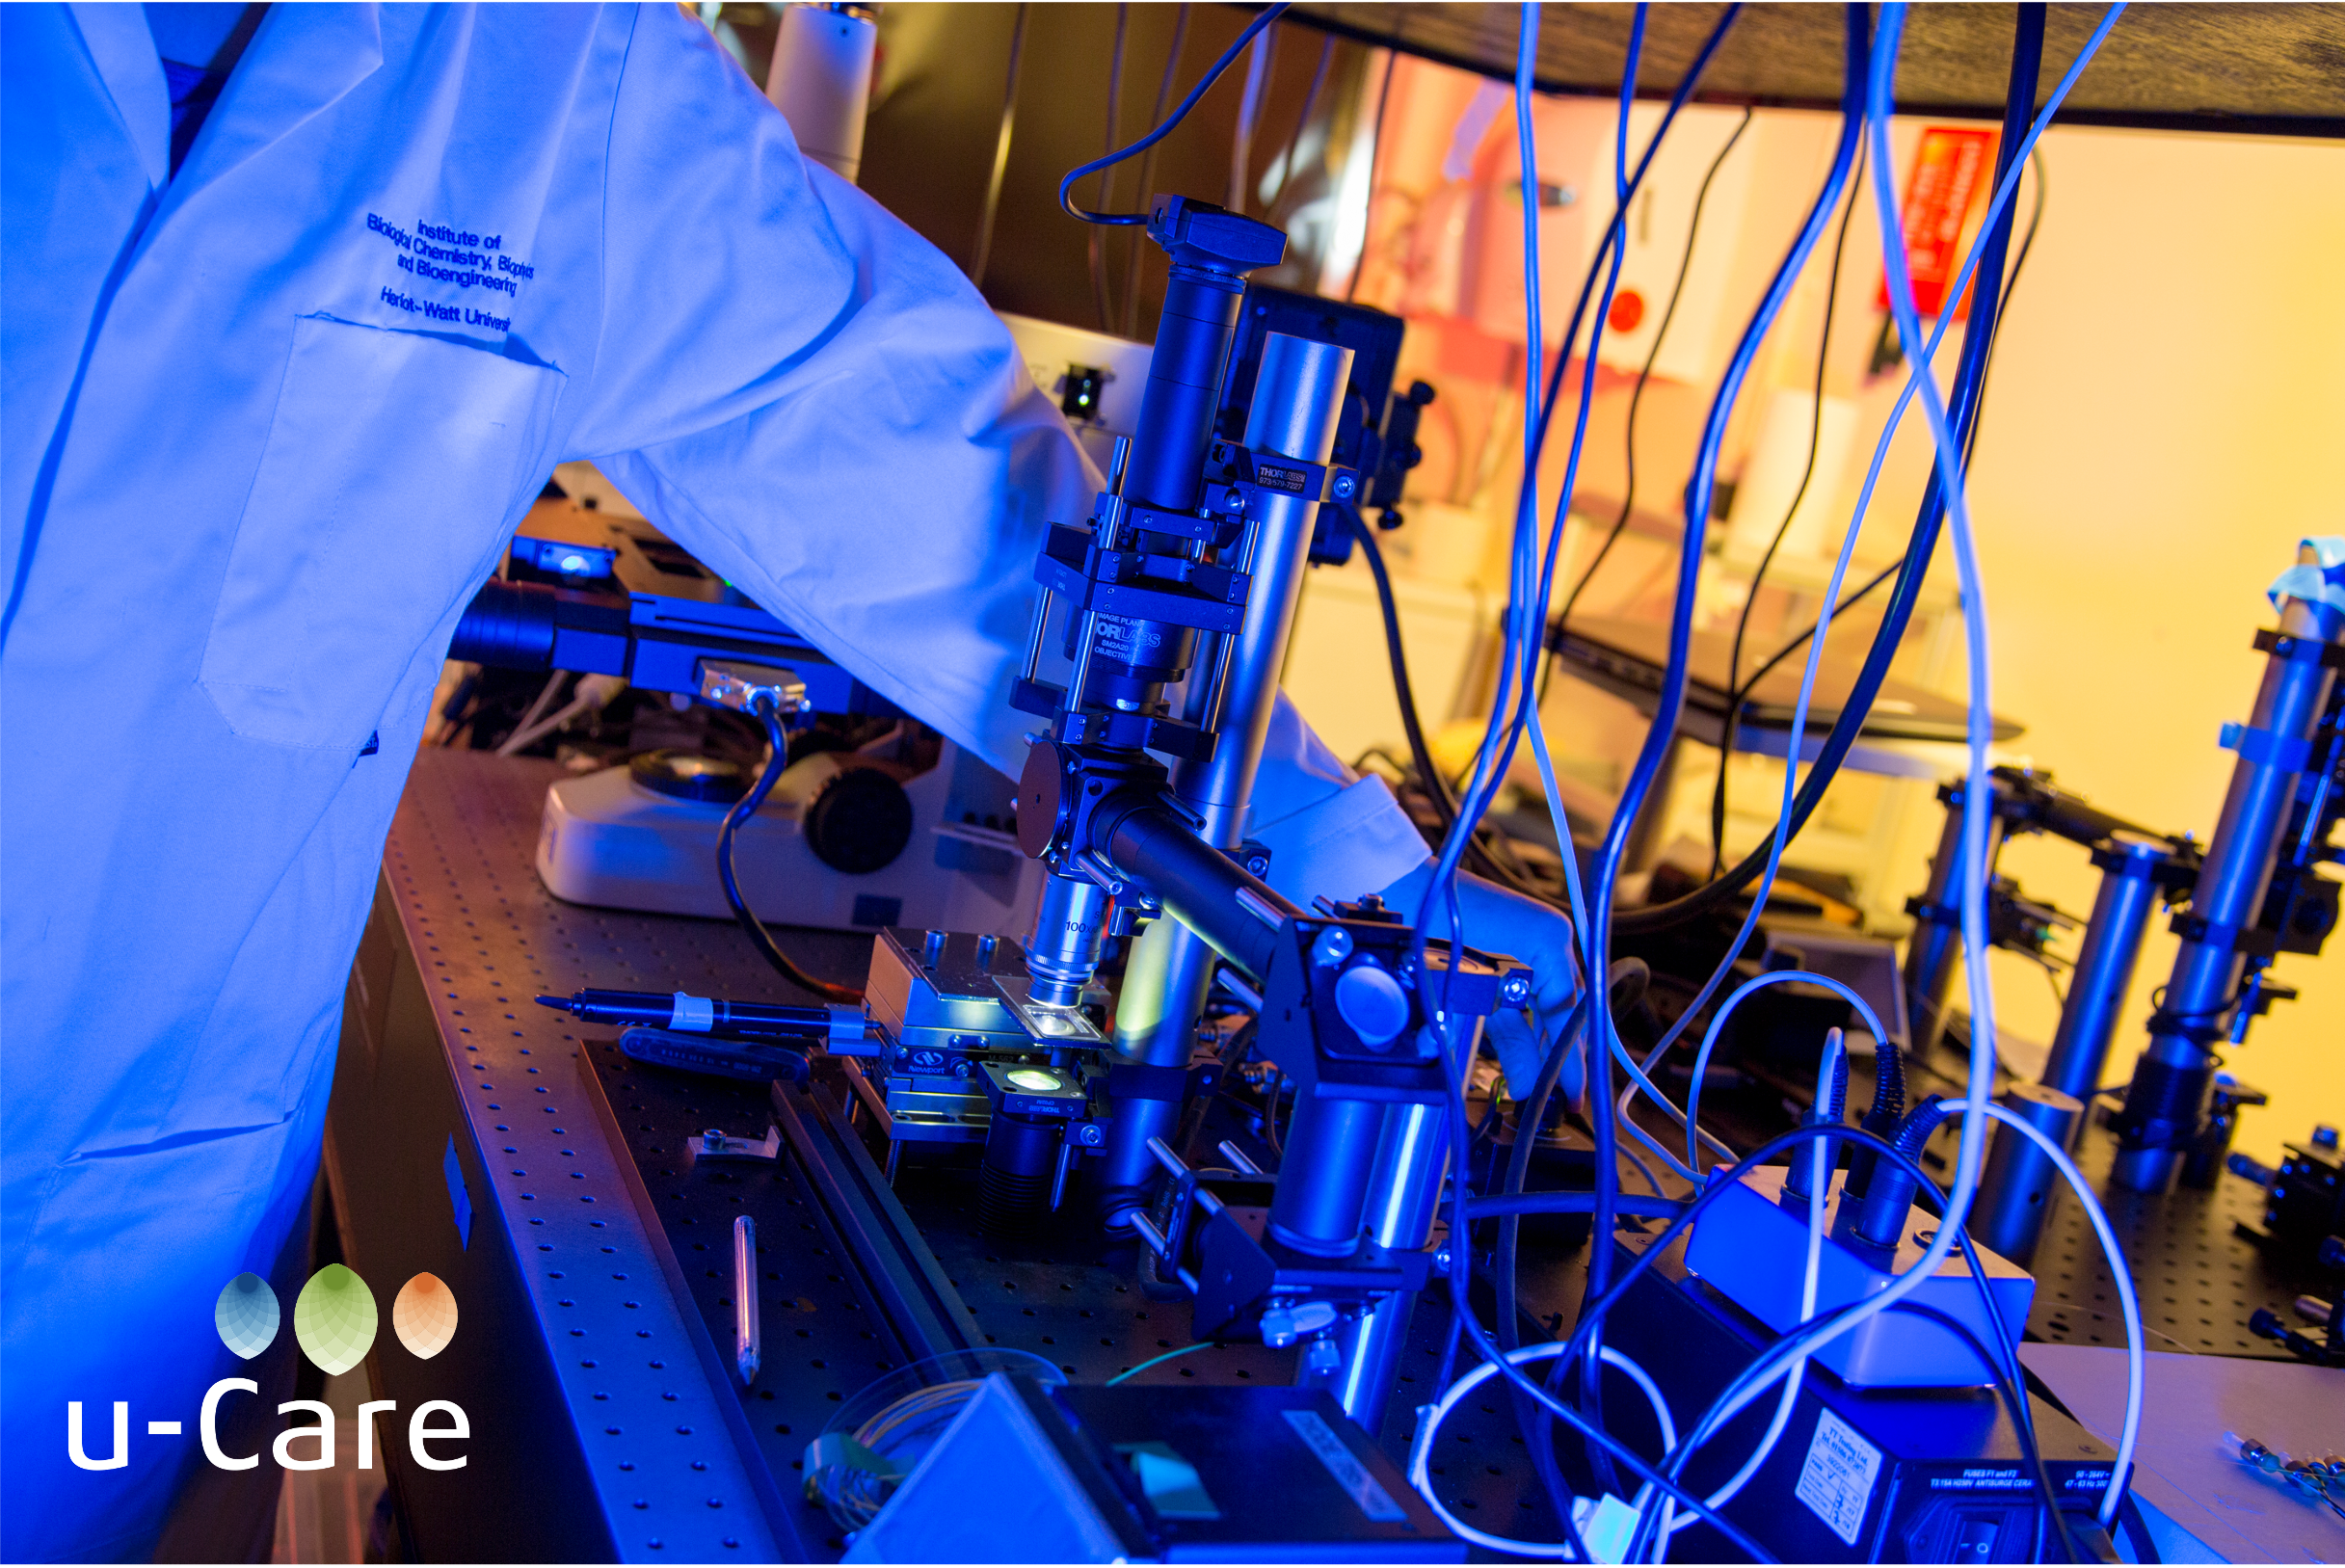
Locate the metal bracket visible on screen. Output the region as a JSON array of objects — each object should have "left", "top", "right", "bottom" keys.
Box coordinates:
[
  {"left": 695, "top": 658, "right": 811, "bottom": 717},
  {"left": 2170, "top": 910, "right": 2283, "bottom": 959},
  {"left": 1129, "top": 1137, "right": 1212, "bottom": 1295},
  {"left": 1204, "top": 439, "right": 1360, "bottom": 507},
  {"left": 2254, "top": 627, "right": 2345, "bottom": 669},
  {"left": 2221, "top": 720, "right": 2315, "bottom": 773}
]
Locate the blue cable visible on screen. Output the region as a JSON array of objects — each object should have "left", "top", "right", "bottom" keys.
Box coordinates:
[
  {"left": 1410, "top": 3, "right": 1639, "bottom": 1533},
  {"left": 1404, "top": 5, "right": 1754, "bottom": 1513},
  {"left": 1554, "top": 5, "right": 1871, "bottom": 1473},
  {"left": 1474, "top": 7, "right": 1746, "bottom": 829},
  {"left": 1056, "top": 6, "right": 1289, "bottom": 225},
  {"left": 1411, "top": 12, "right": 1747, "bottom": 1015},
  {"left": 1553, "top": 20, "right": 1891, "bottom": 1189},
  {"left": 1525, "top": 10, "right": 1746, "bottom": 466},
  {"left": 1413, "top": 6, "right": 1744, "bottom": 947},
  {"left": 1403, "top": 27, "right": 1600, "bottom": 1560},
  {"left": 1650, "top": 3, "right": 2132, "bottom": 1510},
  {"left": 1681, "top": 970, "right": 1892, "bottom": 1176},
  {"left": 1623, "top": 1, "right": 2107, "bottom": 1103}
]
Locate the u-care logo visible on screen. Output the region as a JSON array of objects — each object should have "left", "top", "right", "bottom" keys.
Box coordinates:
[{"left": 68, "top": 1265, "right": 468, "bottom": 1474}]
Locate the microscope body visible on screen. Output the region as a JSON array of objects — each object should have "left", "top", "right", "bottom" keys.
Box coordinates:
[{"left": 845, "top": 195, "right": 1531, "bottom": 1436}]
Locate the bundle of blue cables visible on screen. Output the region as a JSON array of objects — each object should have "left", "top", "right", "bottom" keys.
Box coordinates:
[{"left": 1405, "top": 2, "right": 2143, "bottom": 1558}]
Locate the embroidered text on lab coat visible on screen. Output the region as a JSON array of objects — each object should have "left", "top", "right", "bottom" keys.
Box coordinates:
[{"left": 365, "top": 212, "right": 533, "bottom": 306}]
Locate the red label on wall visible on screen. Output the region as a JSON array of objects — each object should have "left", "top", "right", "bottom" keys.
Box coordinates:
[{"left": 1877, "top": 126, "right": 1997, "bottom": 321}]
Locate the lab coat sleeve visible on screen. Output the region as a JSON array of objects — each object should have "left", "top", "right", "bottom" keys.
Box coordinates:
[
  {"left": 569, "top": 5, "right": 1426, "bottom": 907},
  {"left": 1247, "top": 695, "right": 1436, "bottom": 904}
]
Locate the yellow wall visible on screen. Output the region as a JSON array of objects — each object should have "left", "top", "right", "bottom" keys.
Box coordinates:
[
  {"left": 1344, "top": 66, "right": 2344, "bottom": 1162},
  {"left": 1930, "top": 124, "right": 2345, "bottom": 1164},
  {"left": 1678, "top": 119, "right": 2345, "bottom": 1163}
]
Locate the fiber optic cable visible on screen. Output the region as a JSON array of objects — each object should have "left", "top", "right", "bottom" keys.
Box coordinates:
[{"left": 1646, "top": 4, "right": 2132, "bottom": 1504}]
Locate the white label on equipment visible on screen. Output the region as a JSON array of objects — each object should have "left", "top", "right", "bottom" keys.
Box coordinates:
[
  {"left": 1796, "top": 1407, "right": 1882, "bottom": 1547},
  {"left": 1282, "top": 1409, "right": 1405, "bottom": 1522}
]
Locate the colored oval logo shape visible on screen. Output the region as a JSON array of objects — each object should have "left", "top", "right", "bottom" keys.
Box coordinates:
[
  {"left": 293, "top": 1263, "right": 378, "bottom": 1376},
  {"left": 214, "top": 1272, "right": 280, "bottom": 1360},
  {"left": 392, "top": 1272, "right": 458, "bottom": 1360}
]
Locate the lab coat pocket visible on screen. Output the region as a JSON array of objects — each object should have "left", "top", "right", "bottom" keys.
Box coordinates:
[{"left": 200, "top": 314, "right": 564, "bottom": 750}]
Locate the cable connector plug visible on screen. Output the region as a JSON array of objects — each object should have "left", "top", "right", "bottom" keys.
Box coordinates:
[{"left": 1569, "top": 1494, "right": 1640, "bottom": 1564}]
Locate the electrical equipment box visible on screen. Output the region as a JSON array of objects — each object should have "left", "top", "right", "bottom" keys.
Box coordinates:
[
  {"left": 1684, "top": 1165, "right": 2036, "bottom": 1389},
  {"left": 1606, "top": 1229, "right": 2121, "bottom": 1563},
  {"left": 999, "top": 311, "right": 1155, "bottom": 475},
  {"left": 844, "top": 1375, "right": 1460, "bottom": 1562}
]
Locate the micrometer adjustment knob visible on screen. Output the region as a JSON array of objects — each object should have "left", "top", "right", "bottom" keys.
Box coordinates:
[
  {"left": 1310, "top": 925, "right": 1354, "bottom": 968},
  {"left": 1258, "top": 1299, "right": 1340, "bottom": 1348},
  {"left": 1334, "top": 961, "right": 1412, "bottom": 1050}
]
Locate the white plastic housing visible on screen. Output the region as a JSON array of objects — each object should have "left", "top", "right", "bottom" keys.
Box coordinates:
[
  {"left": 1683, "top": 1164, "right": 2036, "bottom": 1389},
  {"left": 535, "top": 741, "right": 1042, "bottom": 937},
  {"left": 765, "top": 5, "right": 876, "bottom": 184}
]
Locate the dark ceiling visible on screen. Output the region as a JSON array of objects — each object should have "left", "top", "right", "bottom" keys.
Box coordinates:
[{"left": 1284, "top": 4, "right": 2345, "bottom": 137}]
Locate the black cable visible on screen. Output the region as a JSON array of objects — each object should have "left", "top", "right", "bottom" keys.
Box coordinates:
[
  {"left": 1422, "top": 2, "right": 1745, "bottom": 948},
  {"left": 2117, "top": 1493, "right": 2163, "bottom": 1561},
  {"left": 1057, "top": 5, "right": 1289, "bottom": 226},
  {"left": 1348, "top": 510, "right": 1548, "bottom": 893},
  {"left": 1499, "top": 1120, "right": 2035, "bottom": 1563},
  {"left": 1964, "top": 146, "right": 2047, "bottom": 468},
  {"left": 1548, "top": 108, "right": 1754, "bottom": 654},
  {"left": 717, "top": 699, "right": 863, "bottom": 1005},
  {"left": 1349, "top": 507, "right": 1456, "bottom": 821},
  {"left": 1345, "top": 44, "right": 1399, "bottom": 306},
  {"left": 1173, "top": 1016, "right": 1253, "bottom": 1161},
  {"left": 1708, "top": 132, "right": 1868, "bottom": 874},
  {"left": 1704, "top": 139, "right": 2047, "bottom": 882},
  {"left": 1433, "top": 1084, "right": 1778, "bottom": 1562},
  {"left": 1941, "top": 1211, "right": 2085, "bottom": 1568},
  {"left": 1610, "top": 4, "right": 2050, "bottom": 939},
  {"left": 1121, "top": 3, "right": 1191, "bottom": 339},
  {"left": 1749, "top": 158, "right": 2041, "bottom": 707},
  {"left": 1722, "top": 556, "right": 1899, "bottom": 716},
  {"left": 1520, "top": 5, "right": 1745, "bottom": 473},
  {"left": 1847, "top": 1119, "right": 2079, "bottom": 1565},
  {"left": 968, "top": 3, "right": 1029, "bottom": 289},
  {"left": 1465, "top": 1191, "right": 1682, "bottom": 1222},
  {"left": 1089, "top": 5, "right": 1131, "bottom": 332},
  {"left": 1899, "top": 1303, "right": 2074, "bottom": 1563},
  {"left": 1494, "top": 989, "right": 1596, "bottom": 1522},
  {"left": 1260, "top": 1067, "right": 1285, "bottom": 1156}
]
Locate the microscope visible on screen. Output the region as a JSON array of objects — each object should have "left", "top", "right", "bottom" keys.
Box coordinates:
[{"left": 839, "top": 196, "right": 1531, "bottom": 1433}]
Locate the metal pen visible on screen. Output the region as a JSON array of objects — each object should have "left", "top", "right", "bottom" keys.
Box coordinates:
[{"left": 733, "top": 1214, "right": 760, "bottom": 1386}]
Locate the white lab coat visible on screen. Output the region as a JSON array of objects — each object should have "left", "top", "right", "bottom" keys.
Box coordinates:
[{"left": 0, "top": 5, "right": 1427, "bottom": 1555}]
